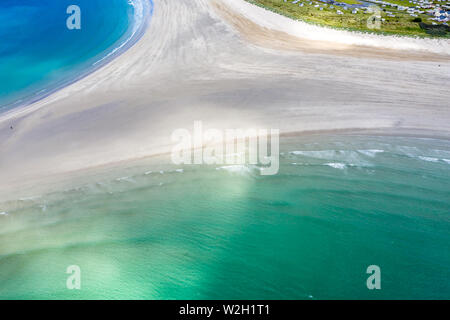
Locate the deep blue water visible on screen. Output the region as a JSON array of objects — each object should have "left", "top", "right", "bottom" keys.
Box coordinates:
[{"left": 0, "top": 0, "right": 149, "bottom": 112}]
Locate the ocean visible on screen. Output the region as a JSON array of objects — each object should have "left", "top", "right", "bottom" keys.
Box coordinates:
[
  {"left": 0, "top": 0, "right": 448, "bottom": 301},
  {"left": 0, "top": 0, "right": 150, "bottom": 112},
  {"left": 0, "top": 134, "right": 448, "bottom": 299}
]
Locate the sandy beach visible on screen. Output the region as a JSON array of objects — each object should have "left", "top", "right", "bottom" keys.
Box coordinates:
[{"left": 0, "top": 0, "right": 449, "bottom": 199}]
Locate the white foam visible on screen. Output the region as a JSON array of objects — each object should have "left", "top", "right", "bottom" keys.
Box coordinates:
[
  {"left": 325, "top": 163, "right": 347, "bottom": 170},
  {"left": 395, "top": 146, "right": 421, "bottom": 158},
  {"left": 418, "top": 156, "right": 439, "bottom": 163},
  {"left": 290, "top": 150, "right": 339, "bottom": 159},
  {"left": 431, "top": 149, "right": 450, "bottom": 158},
  {"left": 216, "top": 165, "right": 252, "bottom": 174},
  {"left": 291, "top": 162, "right": 310, "bottom": 166},
  {"left": 290, "top": 149, "right": 372, "bottom": 167},
  {"left": 93, "top": 0, "right": 148, "bottom": 66},
  {"left": 358, "top": 149, "right": 384, "bottom": 157}
]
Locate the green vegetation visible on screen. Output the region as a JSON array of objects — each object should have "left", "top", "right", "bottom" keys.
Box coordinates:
[
  {"left": 339, "top": 0, "right": 362, "bottom": 4},
  {"left": 246, "top": 0, "right": 450, "bottom": 38}
]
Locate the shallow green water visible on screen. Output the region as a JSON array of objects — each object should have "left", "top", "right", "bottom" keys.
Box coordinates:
[{"left": 0, "top": 135, "right": 449, "bottom": 299}]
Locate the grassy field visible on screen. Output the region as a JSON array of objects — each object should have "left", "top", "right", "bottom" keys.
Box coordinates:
[
  {"left": 339, "top": 0, "right": 363, "bottom": 4},
  {"left": 246, "top": 0, "right": 449, "bottom": 37}
]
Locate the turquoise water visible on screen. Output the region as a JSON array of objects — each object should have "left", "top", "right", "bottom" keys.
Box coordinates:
[
  {"left": 0, "top": 135, "right": 448, "bottom": 299},
  {"left": 0, "top": 0, "right": 149, "bottom": 111}
]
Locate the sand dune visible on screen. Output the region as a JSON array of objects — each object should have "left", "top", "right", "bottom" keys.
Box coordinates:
[
  {"left": 222, "top": 0, "right": 450, "bottom": 56},
  {"left": 0, "top": 0, "right": 449, "bottom": 198},
  {"left": 215, "top": 0, "right": 450, "bottom": 61}
]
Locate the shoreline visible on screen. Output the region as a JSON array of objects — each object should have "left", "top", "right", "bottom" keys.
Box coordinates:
[
  {"left": 0, "top": 127, "right": 448, "bottom": 202},
  {"left": 0, "top": 0, "right": 447, "bottom": 123},
  {"left": 0, "top": 0, "right": 449, "bottom": 201},
  {"left": 0, "top": 0, "right": 154, "bottom": 120}
]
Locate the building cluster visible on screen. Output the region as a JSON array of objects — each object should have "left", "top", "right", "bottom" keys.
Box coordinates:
[{"left": 284, "top": 0, "right": 449, "bottom": 24}]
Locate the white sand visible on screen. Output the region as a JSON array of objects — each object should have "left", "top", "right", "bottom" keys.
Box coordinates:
[
  {"left": 225, "top": 0, "right": 450, "bottom": 55},
  {"left": 0, "top": 0, "right": 449, "bottom": 198}
]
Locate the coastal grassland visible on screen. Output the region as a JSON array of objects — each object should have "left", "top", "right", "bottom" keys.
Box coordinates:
[
  {"left": 339, "top": 0, "right": 362, "bottom": 4},
  {"left": 246, "top": 0, "right": 442, "bottom": 37},
  {"left": 382, "top": 0, "right": 423, "bottom": 6}
]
